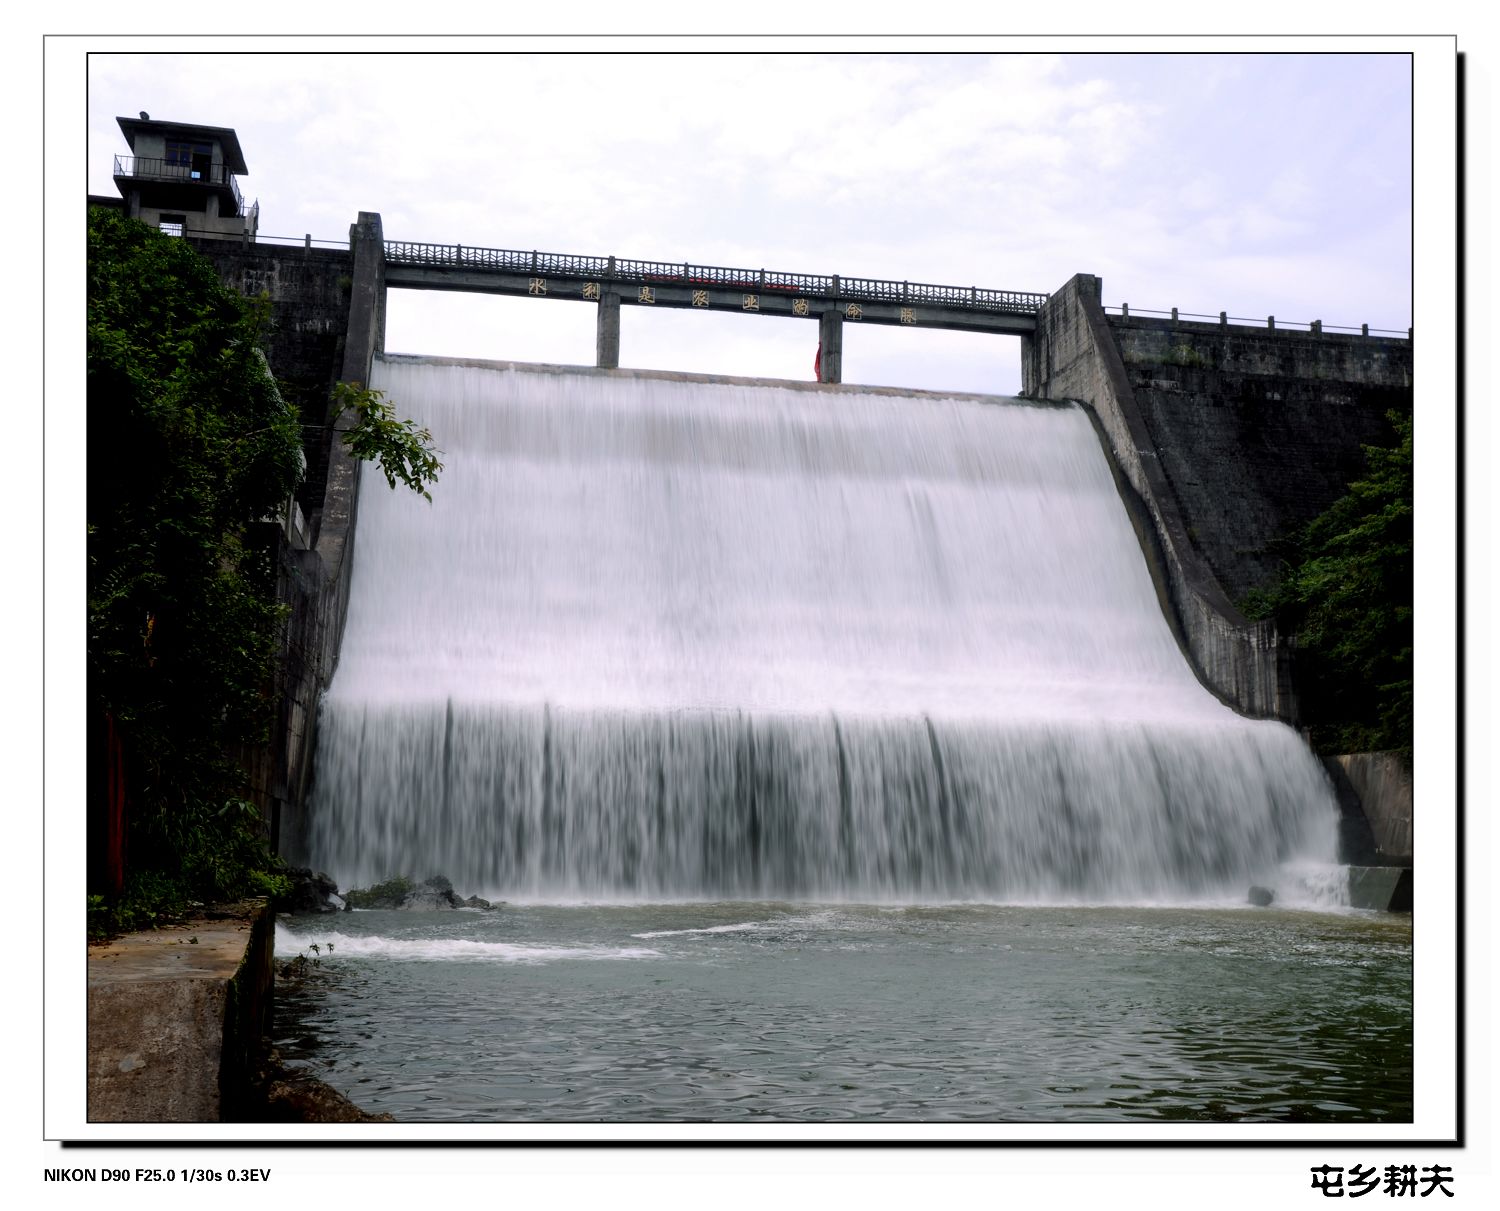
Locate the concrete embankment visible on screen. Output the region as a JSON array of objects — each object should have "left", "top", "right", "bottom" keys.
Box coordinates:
[
  {"left": 87, "top": 901, "right": 394, "bottom": 1122},
  {"left": 87, "top": 902, "right": 274, "bottom": 1122}
]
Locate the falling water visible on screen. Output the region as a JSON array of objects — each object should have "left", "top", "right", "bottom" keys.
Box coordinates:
[{"left": 306, "top": 356, "right": 1339, "bottom": 902}]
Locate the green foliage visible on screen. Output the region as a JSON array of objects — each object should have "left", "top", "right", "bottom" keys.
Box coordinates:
[
  {"left": 92, "top": 868, "right": 193, "bottom": 938},
  {"left": 343, "top": 875, "right": 416, "bottom": 909},
  {"left": 247, "top": 868, "right": 294, "bottom": 901},
  {"left": 87, "top": 895, "right": 112, "bottom": 941},
  {"left": 332, "top": 382, "right": 443, "bottom": 501},
  {"left": 88, "top": 206, "right": 300, "bottom": 924},
  {"left": 1244, "top": 410, "right": 1413, "bottom": 755},
  {"left": 1166, "top": 343, "right": 1210, "bottom": 369}
]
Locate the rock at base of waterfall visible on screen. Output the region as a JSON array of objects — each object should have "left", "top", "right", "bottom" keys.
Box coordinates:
[
  {"left": 276, "top": 867, "right": 345, "bottom": 914},
  {"left": 397, "top": 879, "right": 464, "bottom": 911},
  {"left": 343, "top": 874, "right": 497, "bottom": 911},
  {"left": 1248, "top": 885, "right": 1275, "bottom": 907}
]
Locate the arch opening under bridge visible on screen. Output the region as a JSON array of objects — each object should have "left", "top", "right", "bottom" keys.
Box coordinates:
[{"left": 383, "top": 288, "right": 1028, "bottom": 395}]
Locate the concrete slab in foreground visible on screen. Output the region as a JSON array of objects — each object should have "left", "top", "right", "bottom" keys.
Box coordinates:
[{"left": 87, "top": 901, "right": 273, "bottom": 1122}]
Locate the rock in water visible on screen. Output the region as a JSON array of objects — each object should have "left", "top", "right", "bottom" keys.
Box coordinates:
[
  {"left": 345, "top": 874, "right": 490, "bottom": 910},
  {"left": 1248, "top": 885, "right": 1275, "bottom": 907},
  {"left": 277, "top": 867, "right": 344, "bottom": 914},
  {"left": 396, "top": 876, "right": 465, "bottom": 911}
]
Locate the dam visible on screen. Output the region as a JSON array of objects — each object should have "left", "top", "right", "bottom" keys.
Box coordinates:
[{"left": 302, "top": 355, "right": 1340, "bottom": 903}]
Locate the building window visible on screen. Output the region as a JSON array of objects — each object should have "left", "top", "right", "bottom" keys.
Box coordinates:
[
  {"left": 159, "top": 214, "right": 185, "bottom": 237},
  {"left": 164, "top": 140, "right": 214, "bottom": 179}
]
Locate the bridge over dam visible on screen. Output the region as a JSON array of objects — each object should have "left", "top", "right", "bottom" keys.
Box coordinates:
[
  {"left": 381, "top": 234, "right": 1046, "bottom": 381},
  {"left": 179, "top": 210, "right": 1413, "bottom": 872}
]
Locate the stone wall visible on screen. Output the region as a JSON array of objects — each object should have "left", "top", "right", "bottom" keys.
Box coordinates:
[
  {"left": 1105, "top": 316, "right": 1411, "bottom": 601},
  {"left": 187, "top": 237, "right": 354, "bottom": 524}
]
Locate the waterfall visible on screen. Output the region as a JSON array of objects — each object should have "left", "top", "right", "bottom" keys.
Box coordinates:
[{"left": 305, "top": 356, "right": 1339, "bottom": 902}]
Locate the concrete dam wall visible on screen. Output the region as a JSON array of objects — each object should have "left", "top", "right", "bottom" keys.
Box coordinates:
[
  {"left": 1020, "top": 274, "right": 1411, "bottom": 724},
  {"left": 1104, "top": 311, "right": 1411, "bottom": 603}
]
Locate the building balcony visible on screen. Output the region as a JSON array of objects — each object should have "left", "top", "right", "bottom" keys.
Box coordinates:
[{"left": 113, "top": 154, "right": 245, "bottom": 216}]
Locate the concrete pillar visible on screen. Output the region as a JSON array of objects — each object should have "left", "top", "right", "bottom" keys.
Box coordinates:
[
  {"left": 818, "top": 309, "right": 843, "bottom": 384},
  {"left": 596, "top": 291, "right": 621, "bottom": 369},
  {"left": 319, "top": 210, "right": 386, "bottom": 566},
  {"left": 340, "top": 212, "right": 386, "bottom": 387}
]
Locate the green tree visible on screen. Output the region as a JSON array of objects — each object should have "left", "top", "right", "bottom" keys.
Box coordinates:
[
  {"left": 1245, "top": 410, "right": 1413, "bottom": 756},
  {"left": 89, "top": 206, "right": 304, "bottom": 924}
]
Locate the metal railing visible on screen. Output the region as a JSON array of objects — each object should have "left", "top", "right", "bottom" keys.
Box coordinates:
[
  {"left": 253, "top": 232, "right": 352, "bottom": 250},
  {"left": 113, "top": 154, "right": 246, "bottom": 216},
  {"left": 1104, "top": 304, "right": 1409, "bottom": 339},
  {"left": 383, "top": 239, "right": 1048, "bottom": 316}
]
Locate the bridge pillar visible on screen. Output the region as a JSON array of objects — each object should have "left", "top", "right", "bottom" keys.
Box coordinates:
[
  {"left": 340, "top": 211, "right": 386, "bottom": 389},
  {"left": 596, "top": 290, "right": 621, "bottom": 369},
  {"left": 818, "top": 309, "right": 843, "bottom": 384}
]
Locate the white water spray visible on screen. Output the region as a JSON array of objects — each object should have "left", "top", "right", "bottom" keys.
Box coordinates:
[{"left": 306, "top": 357, "right": 1339, "bottom": 901}]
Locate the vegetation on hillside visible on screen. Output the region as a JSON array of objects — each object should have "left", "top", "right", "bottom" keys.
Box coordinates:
[
  {"left": 1243, "top": 409, "right": 1413, "bottom": 758},
  {"left": 87, "top": 206, "right": 441, "bottom": 937}
]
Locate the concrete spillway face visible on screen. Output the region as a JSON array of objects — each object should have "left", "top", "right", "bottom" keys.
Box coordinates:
[{"left": 306, "top": 357, "right": 1342, "bottom": 905}]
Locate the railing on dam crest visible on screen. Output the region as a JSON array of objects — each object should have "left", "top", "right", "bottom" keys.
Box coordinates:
[{"left": 383, "top": 240, "right": 1048, "bottom": 317}]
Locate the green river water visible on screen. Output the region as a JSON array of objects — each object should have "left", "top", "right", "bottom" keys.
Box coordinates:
[{"left": 274, "top": 901, "right": 1411, "bottom": 1124}]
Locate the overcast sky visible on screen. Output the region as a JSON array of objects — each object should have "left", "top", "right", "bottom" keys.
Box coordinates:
[{"left": 86, "top": 51, "right": 1413, "bottom": 395}]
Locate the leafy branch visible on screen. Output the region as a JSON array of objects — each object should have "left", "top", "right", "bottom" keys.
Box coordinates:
[{"left": 332, "top": 382, "right": 443, "bottom": 501}]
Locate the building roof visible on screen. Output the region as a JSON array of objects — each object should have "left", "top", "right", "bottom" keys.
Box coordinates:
[{"left": 115, "top": 117, "right": 248, "bottom": 175}]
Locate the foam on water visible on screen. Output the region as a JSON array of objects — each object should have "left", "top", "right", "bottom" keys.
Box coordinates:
[
  {"left": 631, "top": 922, "right": 769, "bottom": 939},
  {"left": 305, "top": 358, "right": 1341, "bottom": 903},
  {"left": 275, "top": 922, "right": 659, "bottom": 964}
]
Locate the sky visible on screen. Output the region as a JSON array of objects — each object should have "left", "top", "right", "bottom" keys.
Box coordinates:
[{"left": 84, "top": 51, "right": 1414, "bottom": 395}]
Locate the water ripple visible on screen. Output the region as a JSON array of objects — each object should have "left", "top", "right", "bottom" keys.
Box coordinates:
[{"left": 273, "top": 903, "right": 1411, "bottom": 1123}]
